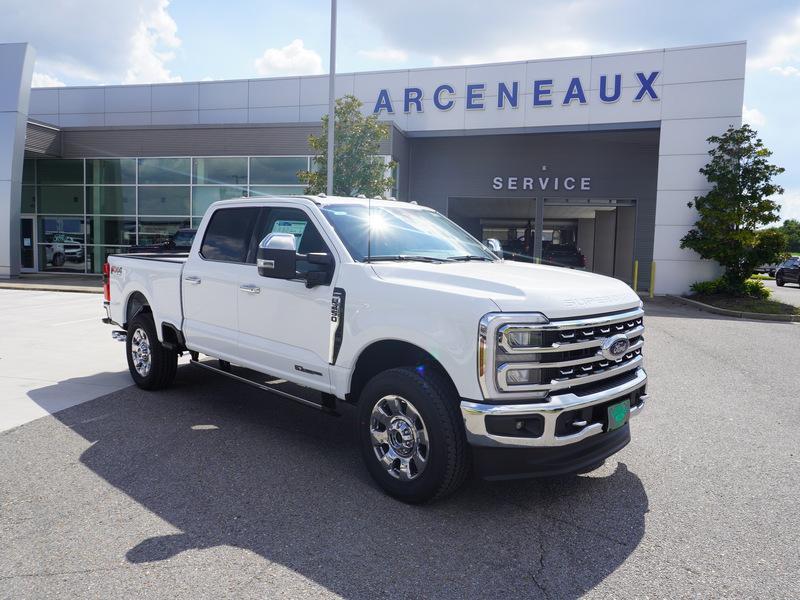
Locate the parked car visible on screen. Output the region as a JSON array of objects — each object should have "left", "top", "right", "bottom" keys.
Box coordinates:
[
  {"left": 542, "top": 243, "right": 587, "bottom": 269},
  {"left": 130, "top": 228, "right": 197, "bottom": 253},
  {"left": 103, "top": 196, "right": 648, "bottom": 503},
  {"left": 754, "top": 262, "right": 780, "bottom": 277},
  {"left": 775, "top": 256, "right": 800, "bottom": 287}
]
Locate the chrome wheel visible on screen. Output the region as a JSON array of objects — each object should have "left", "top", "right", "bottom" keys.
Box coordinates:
[
  {"left": 369, "top": 395, "right": 429, "bottom": 481},
  {"left": 130, "top": 327, "right": 152, "bottom": 378}
]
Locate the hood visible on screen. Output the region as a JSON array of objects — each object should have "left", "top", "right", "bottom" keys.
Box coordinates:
[{"left": 370, "top": 260, "right": 641, "bottom": 319}]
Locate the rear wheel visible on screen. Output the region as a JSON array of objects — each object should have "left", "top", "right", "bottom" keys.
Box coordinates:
[
  {"left": 126, "top": 312, "right": 177, "bottom": 390},
  {"left": 357, "top": 367, "right": 469, "bottom": 503}
]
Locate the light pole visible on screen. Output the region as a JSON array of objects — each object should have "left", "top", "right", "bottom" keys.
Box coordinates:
[{"left": 326, "top": 0, "right": 337, "bottom": 196}]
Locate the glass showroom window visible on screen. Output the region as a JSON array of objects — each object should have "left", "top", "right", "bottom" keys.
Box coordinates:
[
  {"left": 249, "top": 156, "right": 307, "bottom": 196},
  {"left": 192, "top": 185, "right": 247, "bottom": 217},
  {"left": 138, "top": 158, "right": 191, "bottom": 184},
  {"left": 193, "top": 157, "right": 247, "bottom": 186},
  {"left": 35, "top": 159, "right": 85, "bottom": 272},
  {"left": 37, "top": 216, "right": 86, "bottom": 273},
  {"left": 21, "top": 155, "right": 316, "bottom": 273}
]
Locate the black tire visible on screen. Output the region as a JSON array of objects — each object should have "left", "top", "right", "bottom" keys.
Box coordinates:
[
  {"left": 357, "top": 367, "right": 470, "bottom": 503},
  {"left": 776, "top": 275, "right": 785, "bottom": 287},
  {"left": 126, "top": 312, "right": 178, "bottom": 390},
  {"left": 52, "top": 252, "right": 65, "bottom": 267}
]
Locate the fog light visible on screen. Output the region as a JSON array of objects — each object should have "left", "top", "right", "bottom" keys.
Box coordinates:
[{"left": 505, "top": 368, "right": 540, "bottom": 385}]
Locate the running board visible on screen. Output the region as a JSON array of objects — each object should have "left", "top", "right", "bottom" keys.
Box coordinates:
[{"left": 190, "top": 359, "right": 339, "bottom": 416}]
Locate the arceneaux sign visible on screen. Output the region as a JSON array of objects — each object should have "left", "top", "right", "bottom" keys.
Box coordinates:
[{"left": 373, "top": 71, "right": 660, "bottom": 114}]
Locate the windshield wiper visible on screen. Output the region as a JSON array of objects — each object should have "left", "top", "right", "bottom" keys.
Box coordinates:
[
  {"left": 448, "top": 255, "right": 494, "bottom": 262},
  {"left": 365, "top": 255, "right": 452, "bottom": 263}
]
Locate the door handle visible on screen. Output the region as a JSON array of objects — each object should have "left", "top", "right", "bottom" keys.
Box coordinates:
[
  {"left": 184, "top": 275, "right": 201, "bottom": 284},
  {"left": 239, "top": 284, "right": 261, "bottom": 294}
]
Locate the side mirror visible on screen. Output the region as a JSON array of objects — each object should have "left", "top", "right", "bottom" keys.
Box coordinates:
[
  {"left": 303, "top": 252, "right": 333, "bottom": 288},
  {"left": 484, "top": 238, "right": 503, "bottom": 254},
  {"left": 257, "top": 233, "right": 297, "bottom": 279}
]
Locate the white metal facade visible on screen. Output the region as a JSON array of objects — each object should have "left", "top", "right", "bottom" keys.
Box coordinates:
[{"left": 3, "top": 41, "right": 746, "bottom": 292}]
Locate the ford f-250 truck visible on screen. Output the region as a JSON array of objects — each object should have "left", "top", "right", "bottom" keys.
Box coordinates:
[{"left": 103, "top": 195, "right": 648, "bottom": 503}]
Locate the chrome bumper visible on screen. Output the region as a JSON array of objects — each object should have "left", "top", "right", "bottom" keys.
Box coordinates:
[{"left": 461, "top": 368, "right": 647, "bottom": 448}]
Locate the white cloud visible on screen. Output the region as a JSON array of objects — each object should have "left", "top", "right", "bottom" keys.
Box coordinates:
[
  {"left": 254, "top": 39, "right": 323, "bottom": 77},
  {"left": 742, "top": 104, "right": 766, "bottom": 127},
  {"left": 778, "top": 189, "right": 800, "bottom": 221},
  {"left": 31, "top": 72, "right": 65, "bottom": 88},
  {"left": 124, "top": 0, "right": 182, "bottom": 84},
  {"left": 0, "top": 0, "right": 181, "bottom": 85},
  {"left": 358, "top": 47, "right": 408, "bottom": 63},
  {"left": 748, "top": 13, "right": 800, "bottom": 72},
  {"left": 769, "top": 65, "right": 800, "bottom": 77}
]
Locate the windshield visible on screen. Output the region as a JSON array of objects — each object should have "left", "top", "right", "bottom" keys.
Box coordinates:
[{"left": 321, "top": 203, "right": 497, "bottom": 262}]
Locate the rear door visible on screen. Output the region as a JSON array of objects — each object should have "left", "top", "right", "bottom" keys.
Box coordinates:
[
  {"left": 182, "top": 206, "right": 259, "bottom": 360},
  {"left": 236, "top": 205, "right": 339, "bottom": 392},
  {"left": 789, "top": 258, "right": 800, "bottom": 283}
]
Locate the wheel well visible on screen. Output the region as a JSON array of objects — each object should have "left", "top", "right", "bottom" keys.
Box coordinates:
[
  {"left": 347, "top": 340, "right": 457, "bottom": 403},
  {"left": 124, "top": 291, "right": 151, "bottom": 328}
]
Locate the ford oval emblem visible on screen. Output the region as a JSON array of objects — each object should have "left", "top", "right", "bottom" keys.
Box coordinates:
[{"left": 601, "top": 334, "right": 630, "bottom": 361}]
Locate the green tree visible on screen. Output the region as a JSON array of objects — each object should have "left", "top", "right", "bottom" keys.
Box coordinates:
[
  {"left": 299, "top": 95, "right": 396, "bottom": 197},
  {"left": 779, "top": 219, "right": 800, "bottom": 252},
  {"left": 680, "top": 124, "right": 787, "bottom": 293}
]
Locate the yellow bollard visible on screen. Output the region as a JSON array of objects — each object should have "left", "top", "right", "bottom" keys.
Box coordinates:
[
  {"left": 632, "top": 260, "right": 639, "bottom": 293},
  {"left": 649, "top": 261, "right": 656, "bottom": 299}
]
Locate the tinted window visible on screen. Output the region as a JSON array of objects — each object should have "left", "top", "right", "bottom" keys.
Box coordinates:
[
  {"left": 201, "top": 207, "right": 259, "bottom": 262},
  {"left": 254, "top": 207, "right": 330, "bottom": 275}
]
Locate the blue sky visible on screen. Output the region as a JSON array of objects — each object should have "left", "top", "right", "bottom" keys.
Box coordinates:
[{"left": 1, "top": 0, "right": 798, "bottom": 219}]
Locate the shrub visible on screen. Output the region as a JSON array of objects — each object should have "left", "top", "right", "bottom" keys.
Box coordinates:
[
  {"left": 743, "top": 279, "right": 770, "bottom": 299},
  {"left": 690, "top": 280, "right": 721, "bottom": 295},
  {"left": 690, "top": 277, "right": 770, "bottom": 299}
]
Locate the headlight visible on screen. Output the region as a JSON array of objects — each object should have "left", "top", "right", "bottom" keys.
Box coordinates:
[
  {"left": 478, "top": 312, "right": 550, "bottom": 399},
  {"left": 503, "top": 330, "right": 543, "bottom": 350}
]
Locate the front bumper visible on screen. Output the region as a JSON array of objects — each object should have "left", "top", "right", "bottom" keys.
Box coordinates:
[{"left": 461, "top": 367, "right": 647, "bottom": 448}]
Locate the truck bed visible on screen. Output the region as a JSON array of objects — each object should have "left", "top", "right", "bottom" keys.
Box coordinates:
[{"left": 107, "top": 253, "right": 187, "bottom": 336}]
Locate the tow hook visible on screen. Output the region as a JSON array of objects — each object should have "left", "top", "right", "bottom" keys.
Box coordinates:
[{"left": 111, "top": 330, "right": 127, "bottom": 342}]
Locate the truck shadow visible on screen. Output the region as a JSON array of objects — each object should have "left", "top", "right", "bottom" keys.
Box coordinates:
[{"left": 37, "top": 365, "right": 649, "bottom": 599}]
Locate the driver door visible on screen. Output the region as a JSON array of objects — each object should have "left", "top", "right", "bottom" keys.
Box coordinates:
[{"left": 236, "top": 206, "right": 338, "bottom": 392}]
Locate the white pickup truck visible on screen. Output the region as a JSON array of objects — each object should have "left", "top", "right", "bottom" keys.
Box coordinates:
[{"left": 103, "top": 195, "right": 648, "bottom": 503}]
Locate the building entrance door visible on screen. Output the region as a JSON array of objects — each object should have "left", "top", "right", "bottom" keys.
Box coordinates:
[{"left": 20, "top": 217, "right": 35, "bottom": 271}]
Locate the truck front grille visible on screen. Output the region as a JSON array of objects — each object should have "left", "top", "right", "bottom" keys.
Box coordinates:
[{"left": 494, "top": 308, "right": 644, "bottom": 394}]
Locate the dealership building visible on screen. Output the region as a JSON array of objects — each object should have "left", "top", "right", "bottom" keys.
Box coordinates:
[{"left": 0, "top": 41, "right": 746, "bottom": 293}]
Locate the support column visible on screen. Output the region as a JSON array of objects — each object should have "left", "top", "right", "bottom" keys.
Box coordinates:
[
  {"left": 0, "top": 43, "right": 35, "bottom": 278},
  {"left": 533, "top": 197, "right": 544, "bottom": 263}
]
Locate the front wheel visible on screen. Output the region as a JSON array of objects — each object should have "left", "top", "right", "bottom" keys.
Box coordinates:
[
  {"left": 126, "top": 312, "right": 178, "bottom": 390},
  {"left": 357, "top": 367, "right": 470, "bottom": 503},
  {"left": 776, "top": 275, "right": 785, "bottom": 287}
]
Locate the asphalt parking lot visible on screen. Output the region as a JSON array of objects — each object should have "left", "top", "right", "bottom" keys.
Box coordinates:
[
  {"left": 764, "top": 277, "right": 800, "bottom": 307},
  {"left": 1, "top": 294, "right": 798, "bottom": 598}
]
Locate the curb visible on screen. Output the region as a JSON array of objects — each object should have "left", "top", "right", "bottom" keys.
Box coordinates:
[
  {"left": 0, "top": 283, "right": 101, "bottom": 294},
  {"left": 666, "top": 294, "right": 800, "bottom": 322}
]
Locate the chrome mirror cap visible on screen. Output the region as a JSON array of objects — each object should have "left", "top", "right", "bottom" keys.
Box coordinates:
[{"left": 259, "top": 232, "right": 296, "bottom": 251}]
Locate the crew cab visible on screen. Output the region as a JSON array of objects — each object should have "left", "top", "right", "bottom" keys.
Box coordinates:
[{"left": 103, "top": 196, "right": 648, "bottom": 503}]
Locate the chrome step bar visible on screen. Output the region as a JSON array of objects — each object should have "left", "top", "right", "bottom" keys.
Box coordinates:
[{"left": 190, "top": 359, "right": 339, "bottom": 416}]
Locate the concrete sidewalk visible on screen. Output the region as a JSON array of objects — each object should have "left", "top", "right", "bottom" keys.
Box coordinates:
[
  {"left": 0, "top": 289, "right": 131, "bottom": 431},
  {"left": 0, "top": 274, "right": 102, "bottom": 293}
]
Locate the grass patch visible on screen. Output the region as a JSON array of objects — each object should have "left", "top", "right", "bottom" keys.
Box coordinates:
[
  {"left": 690, "top": 294, "right": 800, "bottom": 315},
  {"left": 749, "top": 273, "right": 775, "bottom": 281}
]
